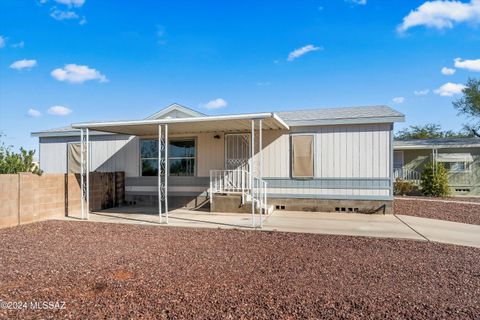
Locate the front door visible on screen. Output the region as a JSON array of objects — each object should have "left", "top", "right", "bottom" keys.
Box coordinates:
[{"left": 225, "top": 133, "right": 250, "bottom": 171}]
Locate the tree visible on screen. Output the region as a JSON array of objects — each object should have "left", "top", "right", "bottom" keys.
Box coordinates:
[
  {"left": 453, "top": 78, "right": 480, "bottom": 137},
  {"left": 420, "top": 162, "right": 450, "bottom": 197},
  {"left": 395, "top": 123, "right": 473, "bottom": 140},
  {"left": 0, "top": 134, "right": 41, "bottom": 175}
]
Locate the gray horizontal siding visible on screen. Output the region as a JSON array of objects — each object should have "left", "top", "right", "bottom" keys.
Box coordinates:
[
  {"left": 125, "top": 177, "right": 389, "bottom": 189},
  {"left": 268, "top": 194, "right": 393, "bottom": 201},
  {"left": 126, "top": 176, "right": 209, "bottom": 187},
  {"left": 264, "top": 178, "right": 390, "bottom": 190}
]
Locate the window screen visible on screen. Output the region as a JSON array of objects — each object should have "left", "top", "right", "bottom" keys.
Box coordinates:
[{"left": 291, "top": 135, "right": 314, "bottom": 178}]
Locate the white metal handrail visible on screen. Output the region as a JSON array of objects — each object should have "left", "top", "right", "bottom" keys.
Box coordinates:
[
  {"left": 209, "top": 169, "right": 268, "bottom": 228},
  {"left": 210, "top": 169, "right": 251, "bottom": 204},
  {"left": 394, "top": 167, "right": 421, "bottom": 184},
  {"left": 251, "top": 176, "right": 267, "bottom": 228}
]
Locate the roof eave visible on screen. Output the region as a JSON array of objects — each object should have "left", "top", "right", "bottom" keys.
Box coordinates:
[
  {"left": 286, "top": 115, "right": 405, "bottom": 127},
  {"left": 31, "top": 130, "right": 114, "bottom": 138},
  {"left": 394, "top": 144, "right": 480, "bottom": 150}
]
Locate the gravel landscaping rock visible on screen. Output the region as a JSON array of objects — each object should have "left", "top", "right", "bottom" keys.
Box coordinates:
[
  {"left": 395, "top": 198, "right": 480, "bottom": 225},
  {"left": 0, "top": 221, "right": 479, "bottom": 319}
]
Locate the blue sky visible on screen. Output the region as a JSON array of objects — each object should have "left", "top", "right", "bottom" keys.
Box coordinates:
[{"left": 1, "top": 0, "right": 480, "bottom": 151}]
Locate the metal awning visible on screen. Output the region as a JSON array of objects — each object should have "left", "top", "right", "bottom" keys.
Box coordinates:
[
  {"left": 71, "top": 113, "right": 289, "bottom": 135},
  {"left": 436, "top": 153, "right": 474, "bottom": 162}
]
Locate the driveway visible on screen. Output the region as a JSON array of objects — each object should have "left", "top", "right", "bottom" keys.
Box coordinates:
[
  {"left": 63, "top": 208, "right": 480, "bottom": 248},
  {"left": 263, "top": 211, "right": 480, "bottom": 248}
]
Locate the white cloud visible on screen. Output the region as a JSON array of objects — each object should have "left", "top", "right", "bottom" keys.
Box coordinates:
[
  {"left": 54, "top": 0, "right": 85, "bottom": 7},
  {"left": 287, "top": 44, "right": 322, "bottom": 61},
  {"left": 27, "top": 108, "right": 42, "bottom": 118},
  {"left": 346, "top": 0, "right": 367, "bottom": 5},
  {"left": 256, "top": 81, "right": 271, "bottom": 86},
  {"left": 441, "top": 66, "right": 456, "bottom": 75},
  {"left": 392, "top": 97, "right": 405, "bottom": 104},
  {"left": 414, "top": 89, "right": 430, "bottom": 96},
  {"left": 0, "top": 36, "right": 5, "bottom": 48},
  {"left": 11, "top": 41, "right": 25, "bottom": 48},
  {"left": 454, "top": 57, "right": 480, "bottom": 72},
  {"left": 50, "top": 9, "right": 79, "bottom": 20},
  {"left": 51, "top": 64, "right": 108, "bottom": 84},
  {"left": 9, "top": 59, "right": 37, "bottom": 70},
  {"left": 48, "top": 105, "right": 72, "bottom": 116},
  {"left": 397, "top": 0, "right": 480, "bottom": 33},
  {"left": 201, "top": 98, "right": 228, "bottom": 110},
  {"left": 434, "top": 82, "right": 466, "bottom": 96}
]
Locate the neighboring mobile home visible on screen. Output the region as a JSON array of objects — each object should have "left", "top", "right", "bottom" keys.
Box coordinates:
[
  {"left": 394, "top": 138, "right": 480, "bottom": 196},
  {"left": 32, "top": 104, "right": 404, "bottom": 218}
]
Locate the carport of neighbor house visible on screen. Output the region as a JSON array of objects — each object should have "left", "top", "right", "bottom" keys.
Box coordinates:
[{"left": 71, "top": 112, "right": 289, "bottom": 227}]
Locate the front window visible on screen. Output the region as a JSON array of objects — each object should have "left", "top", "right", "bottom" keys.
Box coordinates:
[
  {"left": 443, "top": 162, "right": 469, "bottom": 172},
  {"left": 169, "top": 140, "right": 195, "bottom": 176},
  {"left": 140, "top": 139, "right": 159, "bottom": 176},
  {"left": 140, "top": 139, "right": 196, "bottom": 176}
]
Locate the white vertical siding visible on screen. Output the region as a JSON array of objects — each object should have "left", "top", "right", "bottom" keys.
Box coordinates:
[
  {"left": 260, "top": 123, "right": 391, "bottom": 179},
  {"left": 39, "top": 135, "right": 137, "bottom": 176}
]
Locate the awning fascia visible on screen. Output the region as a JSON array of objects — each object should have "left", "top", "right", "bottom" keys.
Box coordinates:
[
  {"left": 71, "top": 112, "right": 290, "bottom": 135},
  {"left": 436, "top": 153, "right": 474, "bottom": 163}
]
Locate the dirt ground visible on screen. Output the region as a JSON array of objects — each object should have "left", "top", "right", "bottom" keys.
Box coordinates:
[
  {"left": 395, "top": 197, "right": 480, "bottom": 225},
  {"left": 0, "top": 221, "right": 479, "bottom": 319}
]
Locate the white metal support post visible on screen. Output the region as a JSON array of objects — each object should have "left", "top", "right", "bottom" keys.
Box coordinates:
[
  {"left": 158, "top": 125, "right": 163, "bottom": 223},
  {"left": 80, "top": 129, "right": 84, "bottom": 220},
  {"left": 165, "top": 124, "right": 169, "bottom": 224},
  {"left": 86, "top": 128, "right": 90, "bottom": 220},
  {"left": 259, "top": 119, "right": 263, "bottom": 228},
  {"left": 251, "top": 119, "right": 255, "bottom": 228},
  {"left": 158, "top": 124, "right": 169, "bottom": 224}
]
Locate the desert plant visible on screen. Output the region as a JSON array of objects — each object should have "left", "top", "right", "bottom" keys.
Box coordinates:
[
  {"left": 420, "top": 162, "right": 450, "bottom": 197},
  {"left": 394, "top": 178, "right": 415, "bottom": 196}
]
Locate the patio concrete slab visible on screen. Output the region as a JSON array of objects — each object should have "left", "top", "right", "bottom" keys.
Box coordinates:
[
  {"left": 60, "top": 207, "right": 480, "bottom": 248},
  {"left": 66, "top": 207, "right": 257, "bottom": 229}
]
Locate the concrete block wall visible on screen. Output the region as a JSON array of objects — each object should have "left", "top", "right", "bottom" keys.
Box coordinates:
[
  {"left": 0, "top": 174, "right": 20, "bottom": 227},
  {"left": 0, "top": 172, "right": 124, "bottom": 228}
]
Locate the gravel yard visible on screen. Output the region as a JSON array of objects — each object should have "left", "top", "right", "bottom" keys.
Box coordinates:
[
  {"left": 395, "top": 197, "right": 480, "bottom": 225},
  {"left": 0, "top": 221, "right": 479, "bottom": 319}
]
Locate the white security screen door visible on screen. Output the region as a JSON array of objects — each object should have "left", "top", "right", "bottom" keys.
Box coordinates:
[
  {"left": 394, "top": 151, "right": 404, "bottom": 169},
  {"left": 225, "top": 133, "right": 250, "bottom": 171}
]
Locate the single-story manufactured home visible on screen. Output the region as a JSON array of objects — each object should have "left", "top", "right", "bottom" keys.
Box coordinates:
[
  {"left": 394, "top": 138, "right": 480, "bottom": 196},
  {"left": 32, "top": 103, "right": 405, "bottom": 222}
]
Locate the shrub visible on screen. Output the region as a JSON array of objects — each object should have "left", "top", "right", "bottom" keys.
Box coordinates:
[
  {"left": 0, "top": 135, "right": 41, "bottom": 175},
  {"left": 394, "top": 178, "right": 415, "bottom": 196},
  {"left": 420, "top": 162, "right": 450, "bottom": 197}
]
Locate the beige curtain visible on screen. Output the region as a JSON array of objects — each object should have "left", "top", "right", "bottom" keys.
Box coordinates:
[
  {"left": 292, "top": 135, "right": 314, "bottom": 178},
  {"left": 68, "top": 143, "right": 82, "bottom": 173}
]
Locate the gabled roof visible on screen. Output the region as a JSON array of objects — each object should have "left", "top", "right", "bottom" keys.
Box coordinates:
[
  {"left": 394, "top": 137, "right": 480, "bottom": 150},
  {"left": 276, "top": 105, "right": 404, "bottom": 126},
  {"left": 145, "top": 103, "right": 205, "bottom": 119}
]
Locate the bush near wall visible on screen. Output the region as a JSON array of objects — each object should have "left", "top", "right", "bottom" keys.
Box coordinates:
[
  {"left": 394, "top": 178, "right": 416, "bottom": 196},
  {"left": 420, "top": 162, "right": 450, "bottom": 197}
]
